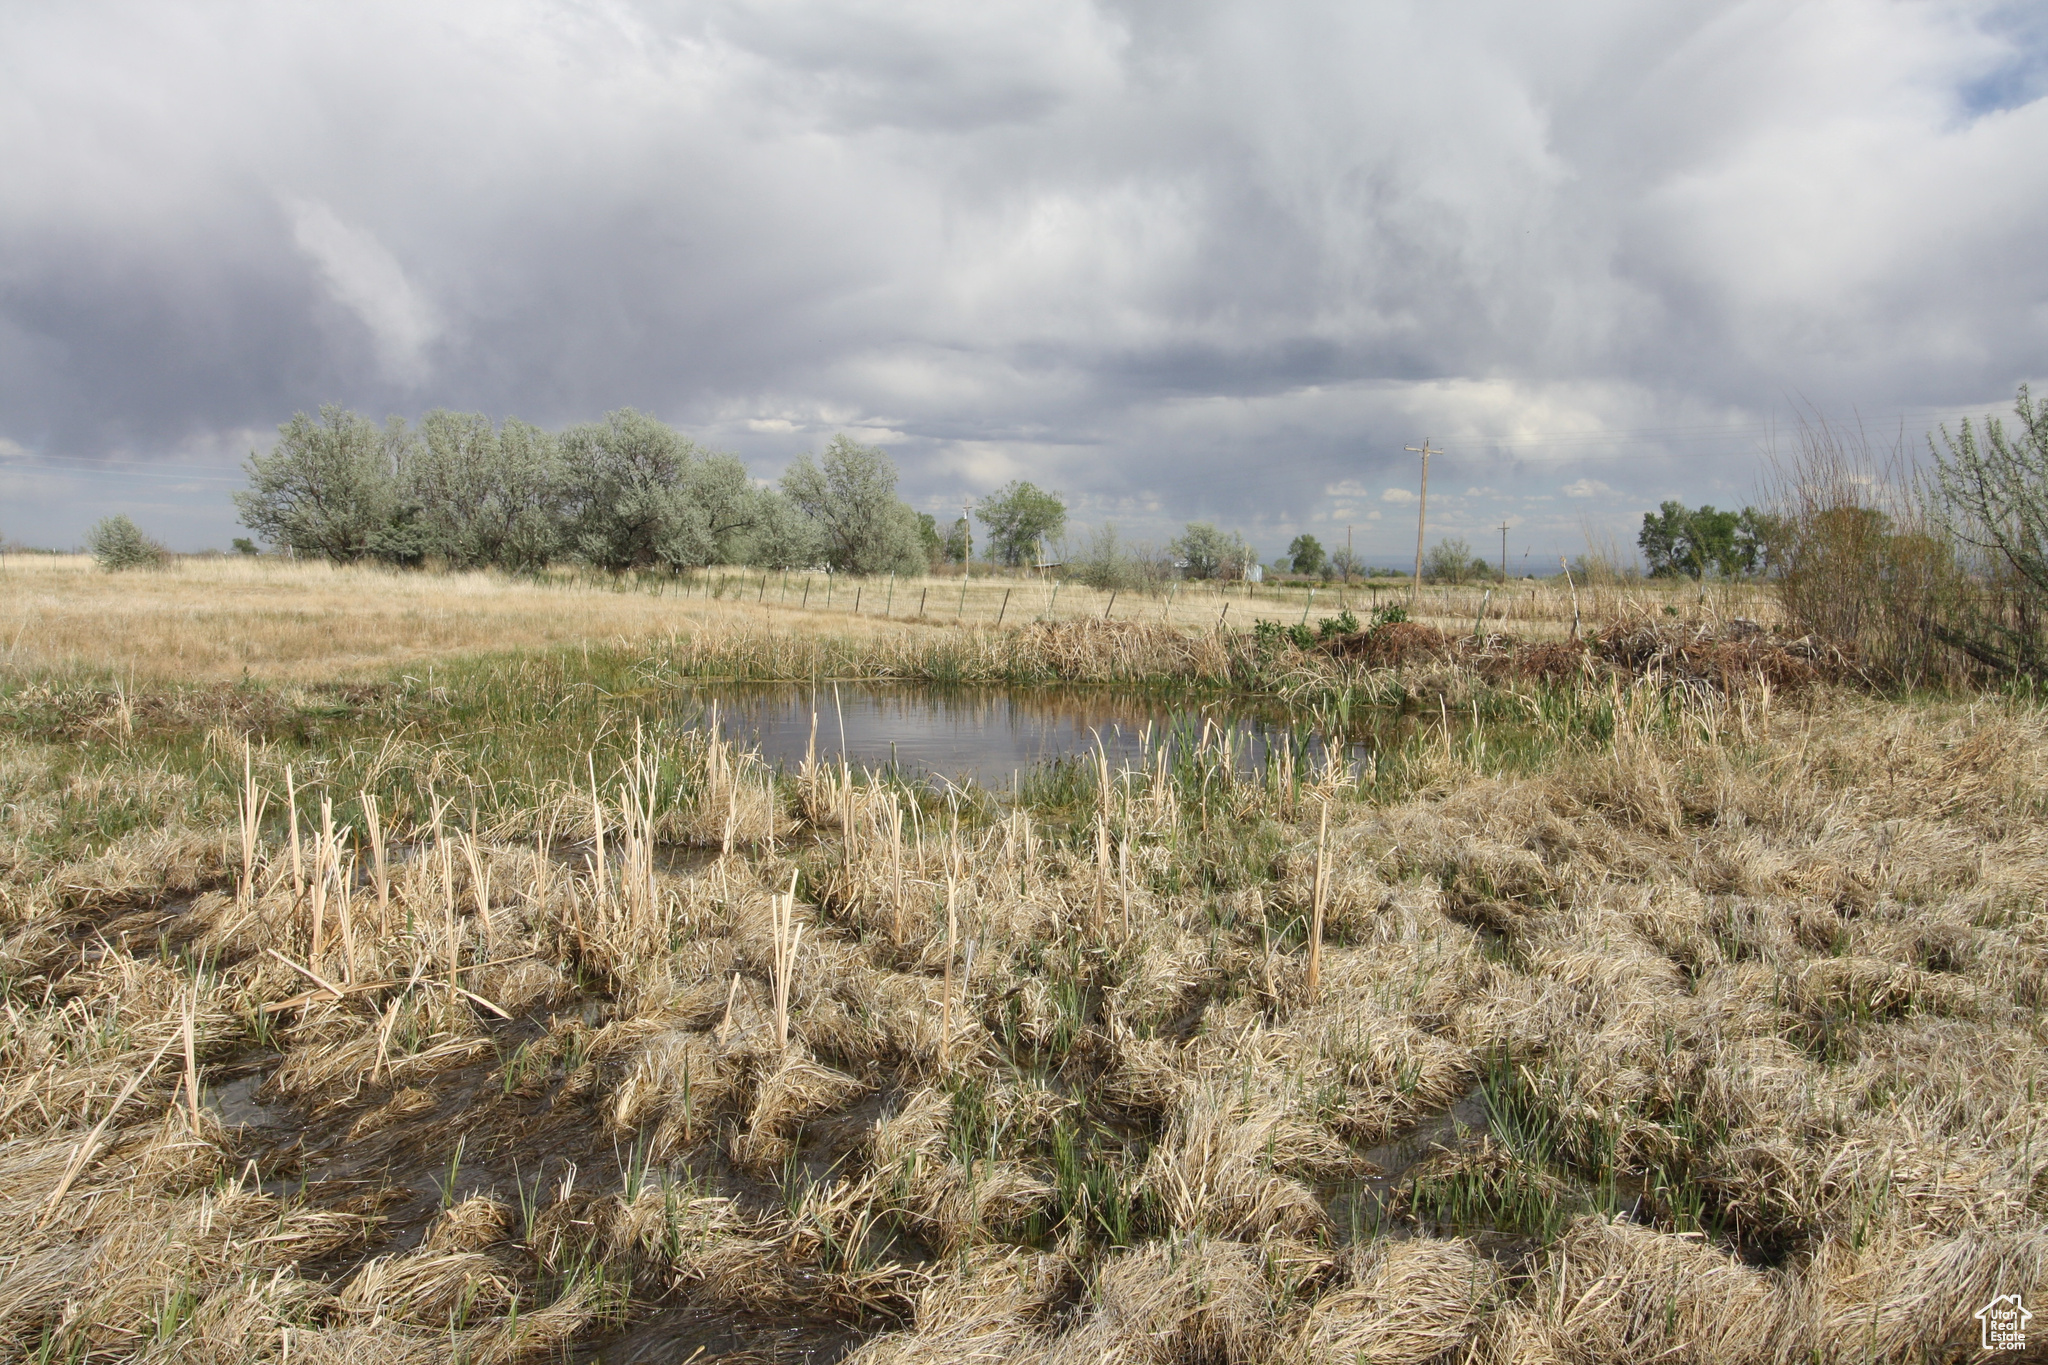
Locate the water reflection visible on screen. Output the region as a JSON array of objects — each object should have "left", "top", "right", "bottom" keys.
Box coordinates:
[{"left": 679, "top": 682, "right": 1366, "bottom": 785}]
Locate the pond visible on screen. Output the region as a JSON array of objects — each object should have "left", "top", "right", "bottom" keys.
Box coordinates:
[{"left": 679, "top": 682, "right": 1370, "bottom": 786}]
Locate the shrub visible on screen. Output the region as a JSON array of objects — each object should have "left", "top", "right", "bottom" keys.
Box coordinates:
[{"left": 85, "top": 515, "right": 167, "bottom": 570}]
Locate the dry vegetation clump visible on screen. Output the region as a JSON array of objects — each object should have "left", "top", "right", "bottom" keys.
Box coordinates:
[{"left": 1, "top": 612, "right": 2044, "bottom": 1361}]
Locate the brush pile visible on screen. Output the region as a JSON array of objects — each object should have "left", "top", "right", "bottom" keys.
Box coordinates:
[{"left": 1311, "top": 612, "right": 1847, "bottom": 695}]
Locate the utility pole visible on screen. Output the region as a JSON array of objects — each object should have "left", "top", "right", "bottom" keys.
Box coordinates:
[
  {"left": 1498, "top": 520, "right": 1510, "bottom": 585},
  {"left": 1345, "top": 524, "right": 1352, "bottom": 584},
  {"left": 1406, "top": 438, "right": 1440, "bottom": 604}
]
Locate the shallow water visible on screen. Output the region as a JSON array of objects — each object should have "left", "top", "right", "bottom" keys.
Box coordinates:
[{"left": 680, "top": 682, "right": 1362, "bottom": 785}]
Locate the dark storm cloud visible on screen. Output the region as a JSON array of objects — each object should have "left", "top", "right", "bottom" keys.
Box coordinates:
[{"left": 2, "top": 0, "right": 2044, "bottom": 554}]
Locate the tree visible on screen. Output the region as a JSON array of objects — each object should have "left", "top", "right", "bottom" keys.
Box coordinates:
[
  {"left": 86, "top": 514, "right": 166, "bottom": 570},
  {"left": 404, "top": 411, "right": 565, "bottom": 570},
  {"left": 976, "top": 481, "right": 1066, "bottom": 568},
  {"left": 1171, "top": 523, "right": 1251, "bottom": 580},
  {"left": 780, "top": 434, "right": 926, "bottom": 575},
  {"left": 1929, "top": 384, "right": 2048, "bottom": 674},
  {"left": 1329, "top": 547, "right": 1362, "bottom": 582},
  {"left": 943, "top": 517, "right": 972, "bottom": 565},
  {"left": 231, "top": 537, "right": 260, "bottom": 556},
  {"left": 916, "top": 512, "right": 944, "bottom": 568},
  {"left": 1423, "top": 536, "right": 1473, "bottom": 583},
  {"left": 1638, "top": 502, "right": 1752, "bottom": 579},
  {"left": 746, "top": 489, "right": 826, "bottom": 569},
  {"left": 556, "top": 410, "right": 708, "bottom": 572},
  {"left": 1638, "top": 502, "right": 1690, "bottom": 578},
  {"left": 1072, "top": 522, "right": 1161, "bottom": 590},
  {"left": 1286, "top": 533, "right": 1326, "bottom": 577},
  {"left": 1736, "top": 507, "right": 1791, "bottom": 577},
  {"left": 233, "top": 406, "right": 401, "bottom": 561}
]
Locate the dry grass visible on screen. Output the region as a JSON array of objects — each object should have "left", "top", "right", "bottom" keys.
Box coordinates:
[
  {"left": 0, "top": 566, "right": 2039, "bottom": 1363},
  {"left": 1, "top": 553, "right": 1776, "bottom": 682}
]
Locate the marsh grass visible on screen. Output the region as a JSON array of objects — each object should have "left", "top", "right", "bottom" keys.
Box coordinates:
[{"left": 0, "top": 567, "right": 2041, "bottom": 1362}]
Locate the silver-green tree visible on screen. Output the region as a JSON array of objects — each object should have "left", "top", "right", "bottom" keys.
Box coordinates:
[
  {"left": 404, "top": 411, "right": 564, "bottom": 570},
  {"left": 1930, "top": 384, "right": 2048, "bottom": 674},
  {"left": 1170, "top": 522, "right": 1251, "bottom": 580},
  {"left": 86, "top": 514, "right": 167, "bottom": 570},
  {"left": 779, "top": 435, "right": 925, "bottom": 575},
  {"left": 557, "top": 410, "right": 705, "bottom": 572},
  {"left": 233, "top": 406, "right": 401, "bottom": 561}
]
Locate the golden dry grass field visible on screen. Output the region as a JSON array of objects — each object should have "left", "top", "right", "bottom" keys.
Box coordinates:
[{"left": 0, "top": 555, "right": 2038, "bottom": 1364}]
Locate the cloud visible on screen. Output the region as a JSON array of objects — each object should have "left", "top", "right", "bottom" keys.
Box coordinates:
[
  {"left": 1381, "top": 488, "right": 1417, "bottom": 504},
  {"left": 0, "top": 0, "right": 2042, "bottom": 551},
  {"left": 286, "top": 199, "right": 440, "bottom": 384},
  {"left": 1562, "top": 477, "right": 1616, "bottom": 498}
]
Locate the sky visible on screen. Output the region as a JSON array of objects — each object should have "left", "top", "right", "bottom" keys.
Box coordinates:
[{"left": 3, "top": 0, "right": 2045, "bottom": 567}]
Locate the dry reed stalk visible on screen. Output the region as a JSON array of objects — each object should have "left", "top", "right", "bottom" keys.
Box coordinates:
[
  {"left": 362, "top": 789, "right": 390, "bottom": 926},
  {"left": 770, "top": 870, "right": 804, "bottom": 1055},
  {"left": 38, "top": 1030, "right": 178, "bottom": 1228},
  {"left": 938, "top": 876, "right": 958, "bottom": 1073},
  {"left": 265, "top": 947, "right": 346, "bottom": 999},
  {"left": 461, "top": 833, "right": 497, "bottom": 958},
  {"left": 181, "top": 982, "right": 201, "bottom": 1132},
  {"left": 532, "top": 809, "right": 554, "bottom": 917},
  {"left": 433, "top": 799, "right": 459, "bottom": 1007},
  {"left": 889, "top": 794, "right": 906, "bottom": 943},
  {"left": 1094, "top": 809, "right": 1111, "bottom": 930},
  {"left": 310, "top": 794, "right": 333, "bottom": 963},
  {"left": 587, "top": 752, "right": 608, "bottom": 904},
  {"left": 286, "top": 764, "right": 305, "bottom": 902},
  {"left": 718, "top": 970, "right": 741, "bottom": 1044},
  {"left": 1307, "top": 799, "right": 1329, "bottom": 1001},
  {"left": 335, "top": 850, "right": 358, "bottom": 985},
  {"left": 373, "top": 962, "right": 425, "bottom": 1083},
  {"left": 237, "top": 739, "right": 268, "bottom": 905}
]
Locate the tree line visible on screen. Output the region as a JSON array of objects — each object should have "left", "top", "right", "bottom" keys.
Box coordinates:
[
  {"left": 232, "top": 407, "right": 931, "bottom": 574},
  {"left": 226, "top": 404, "right": 1295, "bottom": 584},
  {"left": 231, "top": 407, "right": 1114, "bottom": 577}
]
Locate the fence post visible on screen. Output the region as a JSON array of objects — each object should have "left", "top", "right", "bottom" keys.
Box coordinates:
[{"left": 996, "top": 588, "right": 1012, "bottom": 627}]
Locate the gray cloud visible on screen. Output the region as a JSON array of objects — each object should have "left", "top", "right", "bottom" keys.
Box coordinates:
[{"left": 2, "top": 0, "right": 2044, "bottom": 558}]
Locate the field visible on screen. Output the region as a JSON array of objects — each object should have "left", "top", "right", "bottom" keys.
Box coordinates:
[{"left": 2, "top": 556, "right": 2042, "bottom": 1364}]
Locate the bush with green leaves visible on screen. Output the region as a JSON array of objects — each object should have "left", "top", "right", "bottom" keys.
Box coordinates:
[{"left": 85, "top": 514, "right": 167, "bottom": 570}]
